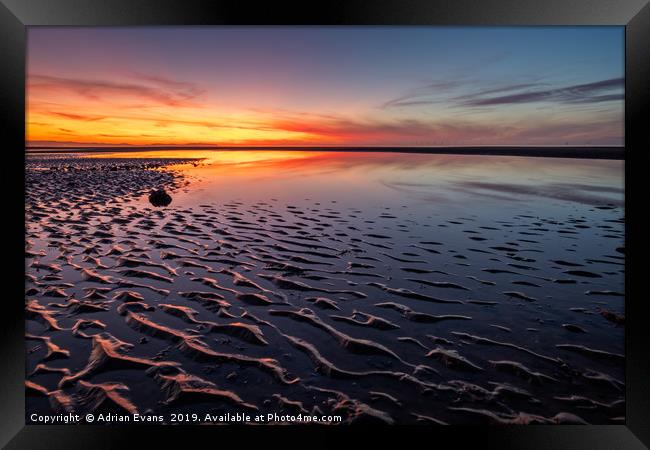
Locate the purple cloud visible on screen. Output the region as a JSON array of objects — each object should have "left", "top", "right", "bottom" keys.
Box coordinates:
[{"left": 463, "top": 78, "right": 623, "bottom": 106}]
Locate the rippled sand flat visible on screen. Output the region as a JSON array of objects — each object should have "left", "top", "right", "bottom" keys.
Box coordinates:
[{"left": 25, "top": 153, "right": 625, "bottom": 425}]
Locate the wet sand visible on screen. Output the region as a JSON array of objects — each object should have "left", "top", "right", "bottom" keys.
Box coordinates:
[{"left": 25, "top": 153, "right": 625, "bottom": 425}]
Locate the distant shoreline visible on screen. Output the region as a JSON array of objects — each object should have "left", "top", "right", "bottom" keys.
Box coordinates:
[{"left": 25, "top": 146, "right": 625, "bottom": 160}]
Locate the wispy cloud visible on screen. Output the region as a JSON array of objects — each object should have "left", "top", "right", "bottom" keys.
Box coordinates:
[
  {"left": 461, "top": 78, "right": 623, "bottom": 106},
  {"left": 452, "top": 82, "right": 546, "bottom": 101},
  {"left": 49, "top": 111, "right": 107, "bottom": 121},
  {"left": 381, "top": 77, "right": 623, "bottom": 110},
  {"left": 126, "top": 72, "right": 205, "bottom": 97},
  {"left": 28, "top": 74, "right": 205, "bottom": 107},
  {"left": 380, "top": 80, "right": 463, "bottom": 109}
]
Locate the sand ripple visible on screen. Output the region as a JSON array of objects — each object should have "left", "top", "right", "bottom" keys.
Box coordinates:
[{"left": 25, "top": 155, "right": 625, "bottom": 424}]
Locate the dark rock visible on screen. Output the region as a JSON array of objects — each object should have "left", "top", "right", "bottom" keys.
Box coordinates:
[{"left": 149, "top": 188, "right": 172, "bottom": 207}]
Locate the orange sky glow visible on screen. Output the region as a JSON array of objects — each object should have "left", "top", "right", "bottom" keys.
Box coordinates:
[{"left": 26, "top": 27, "right": 624, "bottom": 148}]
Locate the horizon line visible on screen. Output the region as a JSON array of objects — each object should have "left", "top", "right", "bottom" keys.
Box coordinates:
[
  {"left": 24, "top": 145, "right": 625, "bottom": 160},
  {"left": 26, "top": 144, "right": 624, "bottom": 149}
]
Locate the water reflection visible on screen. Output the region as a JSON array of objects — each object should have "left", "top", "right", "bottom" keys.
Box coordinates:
[{"left": 90, "top": 150, "right": 623, "bottom": 212}]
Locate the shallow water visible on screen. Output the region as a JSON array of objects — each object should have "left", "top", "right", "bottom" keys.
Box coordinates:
[{"left": 25, "top": 150, "right": 625, "bottom": 425}]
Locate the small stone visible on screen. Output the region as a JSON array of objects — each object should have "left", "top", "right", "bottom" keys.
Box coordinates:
[{"left": 149, "top": 188, "right": 172, "bottom": 207}]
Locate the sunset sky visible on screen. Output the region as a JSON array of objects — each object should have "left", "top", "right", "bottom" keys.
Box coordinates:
[{"left": 27, "top": 27, "right": 624, "bottom": 147}]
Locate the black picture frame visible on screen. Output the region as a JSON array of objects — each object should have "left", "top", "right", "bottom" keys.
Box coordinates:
[{"left": 1, "top": 0, "right": 648, "bottom": 448}]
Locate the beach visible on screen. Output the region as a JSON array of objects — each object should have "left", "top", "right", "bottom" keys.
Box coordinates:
[{"left": 25, "top": 150, "right": 625, "bottom": 425}]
